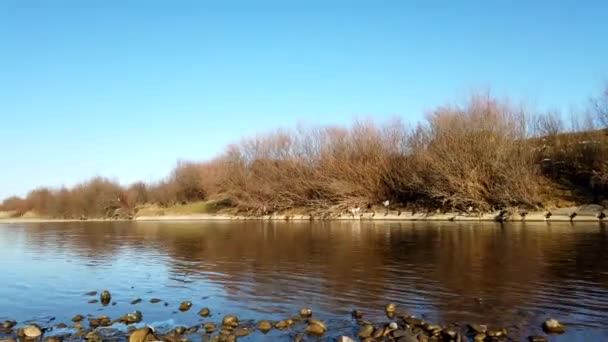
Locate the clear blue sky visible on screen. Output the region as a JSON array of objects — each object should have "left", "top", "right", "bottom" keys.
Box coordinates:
[{"left": 1, "top": 0, "right": 607, "bottom": 199}]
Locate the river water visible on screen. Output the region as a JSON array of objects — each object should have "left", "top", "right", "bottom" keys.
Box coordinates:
[{"left": 0, "top": 221, "right": 607, "bottom": 341}]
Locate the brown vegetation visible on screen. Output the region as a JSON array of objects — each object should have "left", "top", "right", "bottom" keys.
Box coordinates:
[{"left": 2, "top": 90, "right": 607, "bottom": 219}]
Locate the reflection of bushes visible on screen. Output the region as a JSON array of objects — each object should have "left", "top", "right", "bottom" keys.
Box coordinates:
[{"left": 2, "top": 91, "right": 608, "bottom": 218}]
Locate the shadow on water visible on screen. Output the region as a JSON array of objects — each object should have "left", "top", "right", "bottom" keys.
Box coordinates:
[{"left": 0, "top": 220, "right": 607, "bottom": 341}]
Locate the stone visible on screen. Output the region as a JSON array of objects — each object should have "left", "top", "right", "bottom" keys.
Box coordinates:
[
  {"left": 337, "top": 337, "right": 356, "bottom": 342},
  {"left": 150, "top": 298, "right": 162, "bottom": 304},
  {"left": 473, "top": 334, "right": 486, "bottom": 342},
  {"left": 100, "top": 291, "right": 111, "bottom": 305},
  {"left": 221, "top": 315, "right": 238, "bottom": 328},
  {"left": 178, "top": 301, "right": 192, "bottom": 312},
  {"left": 403, "top": 316, "right": 423, "bottom": 327},
  {"left": 305, "top": 323, "right": 325, "bottom": 336},
  {"left": 396, "top": 332, "right": 418, "bottom": 342},
  {"left": 128, "top": 327, "right": 157, "bottom": 342},
  {"left": 71, "top": 315, "right": 84, "bottom": 322},
  {"left": 257, "top": 320, "right": 272, "bottom": 333},
  {"left": 307, "top": 319, "right": 326, "bottom": 332},
  {"left": 130, "top": 298, "right": 142, "bottom": 305},
  {"left": 467, "top": 324, "right": 487, "bottom": 334},
  {"left": 203, "top": 323, "right": 216, "bottom": 334},
  {"left": 486, "top": 327, "right": 507, "bottom": 337},
  {"left": 299, "top": 308, "right": 312, "bottom": 318},
  {"left": 528, "top": 336, "right": 548, "bottom": 342},
  {"left": 22, "top": 325, "right": 42, "bottom": 338},
  {"left": 274, "top": 320, "right": 290, "bottom": 330},
  {"left": 198, "top": 308, "right": 210, "bottom": 317},
  {"left": 542, "top": 319, "right": 565, "bottom": 334},
  {"left": 73, "top": 323, "right": 84, "bottom": 330},
  {"left": 43, "top": 337, "right": 63, "bottom": 342},
  {"left": 84, "top": 331, "right": 102, "bottom": 342},
  {"left": 185, "top": 326, "right": 198, "bottom": 334},
  {"left": 2, "top": 320, "right": 17, "bottom": 330},
  {"left": 351, "top": 310, "right": 363, "bottom": 319},
  {"left": 55, "top": 323, "right": 67, "bottom": 329},
  {"left": 386, "top": 303, "right": 397, "bottom": 313},
  {"left": 357, "top": 325, "right": 374, "bottom": 338},
  {"left": 233, "top": 328, "right": 250, "bottom": 337}
]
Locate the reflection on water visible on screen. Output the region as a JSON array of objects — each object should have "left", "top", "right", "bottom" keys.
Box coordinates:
[{"left": 0, "top": 221, "right": 607, "bottom": 341}]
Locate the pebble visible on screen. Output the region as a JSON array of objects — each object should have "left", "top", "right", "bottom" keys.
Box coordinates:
[
  {"left": 23, "top": 325, "right": 42, "bottom": 338},
  {"left": 542, "top": 319, "right": 565, "bottom": 334}
]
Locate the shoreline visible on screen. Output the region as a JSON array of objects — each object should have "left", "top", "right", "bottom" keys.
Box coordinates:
[{"left": 1, "top": 208, "right": 605, "bottom": 223}]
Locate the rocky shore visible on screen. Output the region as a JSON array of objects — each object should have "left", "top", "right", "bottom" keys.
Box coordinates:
[
  {"left": 134, "top": 204, "right": 606, "bottom": 223},
  {"left": 1, "top": 204, "right": 605, "bottom": 224},
  {"left": 0, "top": 291, "right": 567, "bottom": 342}
]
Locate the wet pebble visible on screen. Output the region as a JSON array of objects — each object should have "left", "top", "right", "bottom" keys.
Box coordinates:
[
  {"left": 222, "top": 316, "right": 238, "bottom": 328},
  {"left": 203, "top": 323, "right": 216, "bottom": 334},
  {"left": 198, "top": 308, "right": 210, "bottom": 317},
  {"left": 100, "top": 291, "right": 111, "bottom": 305},
  {"left": 130, "top": 298, "right": 142, "bottom": 305},
  {"left": 305, "top": 323, "right": 325, "bottom": 336},
  {"left": 1, "top": 320, "right": 17, "bottom": 330},
  {"left": 257, "top": 320, "right": 272, "bottom": 333},
  {"left": 528, "top": 336, "right": 548, "bottom": 342},
  {"left": 233, "top": 328, "right": 250, "bottom": 337},
  {"left": 542, "top": 319, "right": 565, "bottom": 334},
  {"left": 149, "top": 298, "right": 162, "bottom": 304},
  {"left": 44, "top": 337, "right": 63, "bottom": 342},
  {"left": 71, "top": 315, "right": 84, "bottom": 322},
  {"left": 128, "top": 327, "right": 156, "bottom": 342},
  {"left": 178, "top": 302, "right": 192, "bottom": 312},
  {"left": 23, "top": 325, "right": 42, "bottom": 338},
  {"left": 299, "top": 308, "right": 312, "bottom": 318}
]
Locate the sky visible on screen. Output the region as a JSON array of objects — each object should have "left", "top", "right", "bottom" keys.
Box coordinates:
[{"left": 0, "top": 0, "right": 607, "bottom": 199}]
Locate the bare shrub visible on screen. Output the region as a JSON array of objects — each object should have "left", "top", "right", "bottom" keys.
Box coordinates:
[{"left": 406, "top": 95, "right": 542, "bottom": 210}]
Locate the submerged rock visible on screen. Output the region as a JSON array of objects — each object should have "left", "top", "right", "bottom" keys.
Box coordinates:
[
  {"left": 198, "top": 308, "right": 210, "bottom": 317},
  {"left": 351, "top": 310, "right": 363, "bottom": 319},
  {"left": 305, "top": 323, "right": 325, "bottom": 336},
  {"left": 542, "top": 319, "right": 565, "bottom": 334},
  {"left": 43, "top": 337, "right": 63, "bottom": 342},
  {"left": 130, "top": 298, "right": 142, "bottom": 305},
  {"left": 149, "top": 298, "right": 162, "bottom": 304},
  {"left": 233, "top": 328, "right": 250, "bottom": 337},
  {"left": 528, "top": 336, "right": 548, "bottom": 342},
  {"left": 71, "top": 315, "right": 84, "bottom": 323},
  {"left": 1, "top": 320, "right": 17, "bottom": 330}
]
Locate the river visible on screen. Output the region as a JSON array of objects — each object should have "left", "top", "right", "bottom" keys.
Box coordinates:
[{"left": 0, "top": 221, "right": 607, "bottom": 341}]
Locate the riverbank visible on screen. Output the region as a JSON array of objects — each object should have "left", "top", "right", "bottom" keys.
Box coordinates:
[{"left": 2, "top": 205, "right": 606, "bottom": 223}]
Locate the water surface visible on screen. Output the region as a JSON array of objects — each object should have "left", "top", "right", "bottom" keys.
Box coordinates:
[{"left": 1, "top": 221, "right": 607, "bottom": 341}]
